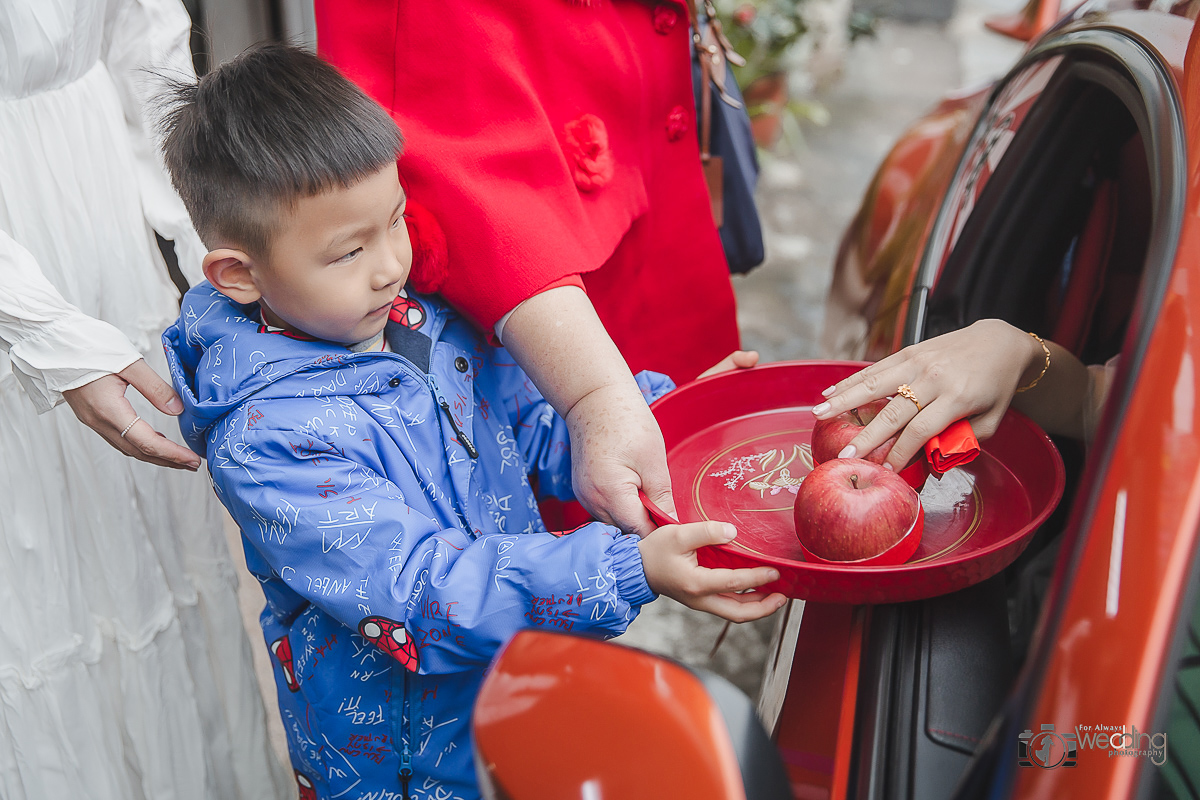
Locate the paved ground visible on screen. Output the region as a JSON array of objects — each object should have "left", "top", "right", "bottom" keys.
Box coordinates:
[{"left": 619, "top": 0, "right": 1024, "bottom": 699}]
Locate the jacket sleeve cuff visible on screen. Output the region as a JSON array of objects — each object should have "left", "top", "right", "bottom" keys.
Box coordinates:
[
  {"left": 634, "top": 370, "right": 676, "bottom": 406},
  {"left": 611, "top": 532, "right": 656, "bottom": 608}
]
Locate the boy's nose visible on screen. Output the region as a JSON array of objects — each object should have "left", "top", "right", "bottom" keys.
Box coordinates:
[{"left": 374, "top": 247, "right": 408, "bottom": 289}]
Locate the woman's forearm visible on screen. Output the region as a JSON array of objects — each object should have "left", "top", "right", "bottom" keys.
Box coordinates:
[
  {"left": 1011, "top": 339, "right": 1090, "bottom": 441},
  {"left": 500, "top": 285, "right": 640, "bottom": 416}
]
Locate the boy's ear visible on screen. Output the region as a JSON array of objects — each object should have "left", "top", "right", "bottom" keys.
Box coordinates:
[{"left": 203, "top": 249, "right": 262, "bottom": 304}]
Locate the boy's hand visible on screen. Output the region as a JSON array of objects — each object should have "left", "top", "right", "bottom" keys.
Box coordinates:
[
  {"left": 698, "top": 350, "right": 760, "bottom": 379},
  {"left": 640, "top": 521, "right": 787, "bottom": 622}
]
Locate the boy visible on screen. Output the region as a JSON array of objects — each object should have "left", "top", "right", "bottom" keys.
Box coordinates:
[{"left": 160, "top": 45, "right": 783, "bottom": 799}]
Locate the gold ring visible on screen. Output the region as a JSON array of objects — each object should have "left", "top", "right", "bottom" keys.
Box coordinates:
[{"left": 896, "top": 384, "right": 922, "bottom": 412}]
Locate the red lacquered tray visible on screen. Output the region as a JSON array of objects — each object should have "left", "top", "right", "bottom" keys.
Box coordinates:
[{"left": 650, "top": 361, "right": 1065, "bottom": 604}]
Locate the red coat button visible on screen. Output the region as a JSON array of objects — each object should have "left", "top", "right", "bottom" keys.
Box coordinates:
[
  {"left": 653, "top": 3, "right": 680, "bottom": 34},
  {"left": 665, "top": 105, "right": 690, "bottom": 141}
]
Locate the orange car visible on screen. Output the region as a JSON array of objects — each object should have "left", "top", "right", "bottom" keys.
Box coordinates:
[{"left": 474, "top": 1, "right": 1200, "bottom": 798}]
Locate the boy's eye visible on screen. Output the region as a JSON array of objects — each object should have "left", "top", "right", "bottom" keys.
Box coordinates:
[{"left": 334, "top": 247, "right": 362, "bottom": 264}]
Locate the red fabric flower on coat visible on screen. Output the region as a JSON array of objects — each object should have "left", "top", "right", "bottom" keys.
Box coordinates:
[
  {"left": 403, "top": 198, "right": 449, "bottom": 293},
  {"left": 665, "top": 105, "right": 690, "bottom": 142},
  {"left": 653, "top": 3, "right": 680, "bottom": 33},
  {"left": 563, "top": 114, "right": 615, "bottom": 192}
]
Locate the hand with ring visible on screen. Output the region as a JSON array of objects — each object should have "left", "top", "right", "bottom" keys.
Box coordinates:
[
  {"left": 63, "top": 359, "right": 202, "bottom": 471},
  {"left": 811, "top": 320, "right": 1052, "bottom": 471}
]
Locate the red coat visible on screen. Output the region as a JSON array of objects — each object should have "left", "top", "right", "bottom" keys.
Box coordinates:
[{"left": 316, "top": 0, "right": 740, "bottom": 382}]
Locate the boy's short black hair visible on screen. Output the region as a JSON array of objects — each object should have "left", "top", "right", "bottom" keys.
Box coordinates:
[{"left": 159, "top": 43, "right": 403, "bottom": 258}]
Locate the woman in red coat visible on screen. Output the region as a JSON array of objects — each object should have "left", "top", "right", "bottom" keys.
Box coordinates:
[
  {"left": 316, "top": 0, "right": 738, "bottom": 378},
  {"left": 315, "top": 3, "right": 774, "bottom": 619}
]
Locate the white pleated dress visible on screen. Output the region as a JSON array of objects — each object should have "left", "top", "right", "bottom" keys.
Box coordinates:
[{"left": 0, "top": 1, "right": 287, "bottom": 798}]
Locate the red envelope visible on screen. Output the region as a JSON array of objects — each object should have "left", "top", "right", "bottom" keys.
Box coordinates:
[{"left": 924, "top": 418, "right": 980, "bottom": 475}]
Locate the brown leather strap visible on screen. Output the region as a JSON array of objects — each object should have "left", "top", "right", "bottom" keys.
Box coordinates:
[
  {"left": 690, "top": 0, "right": 746, "bottom": 103},
  {"left": 688, "top": 0, "right": 729, "bottom": 225},
  {"left": 697, "top": 32, "right": 713, "bottom": 157}
]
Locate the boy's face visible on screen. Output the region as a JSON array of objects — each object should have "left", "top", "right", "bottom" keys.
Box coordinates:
[{"left": 253, "top": 165, "right": 412, "bottom": 345}]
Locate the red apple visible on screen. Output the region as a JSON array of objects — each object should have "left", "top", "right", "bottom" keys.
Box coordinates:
[
  {"left": 811, "top": 398, "right": 899, "bottom": 466},
  {"left": 793, "top": 458, "right": 921, "bottom": 563}
]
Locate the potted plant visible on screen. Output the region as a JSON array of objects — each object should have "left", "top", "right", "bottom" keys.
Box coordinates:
[{"left": 716, "top": 0, "right": 808, "bottom": 147}]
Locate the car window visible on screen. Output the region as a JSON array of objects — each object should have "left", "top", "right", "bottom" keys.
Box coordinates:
[
  {"left": 930, "top": 55, "right": 1064, "bottom": 277},
  {"left": 923, "top": 57, "right": 1153, "bottom": 365}
]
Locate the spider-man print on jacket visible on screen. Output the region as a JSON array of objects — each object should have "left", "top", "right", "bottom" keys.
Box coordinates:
[
  {"left": 269, "top": 635, "right": 301, "bottom": 691},
  {"left": 358, "top": 616, "right": 419, "bottom": 673}
]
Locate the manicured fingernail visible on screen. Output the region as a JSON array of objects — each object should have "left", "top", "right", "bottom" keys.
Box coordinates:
[
  {"left": 883, "top": 462, "right": 895, "bottom": 471},
  {"left": 822, "top": 385, "right": 835, "bottom": 396},
  {"left": 838, "top": 445, "right": 857, "bottom": 459},
  {"left": 775, "top": 598, "right": 788, "bottom": 610},
  {"left": 812, "top": 402, "right": 830, "bottom": 415},
  {"left": 166, "top": 397, "right": 184, "bottom": 414},
  {"left": 721, "top": 523, "right": 737, "bottom": 541},
  {"left": 766, "top": 569, "right": 780, "bottom": 581}
]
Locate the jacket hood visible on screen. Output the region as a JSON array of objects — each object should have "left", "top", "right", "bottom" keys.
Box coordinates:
[{"left": 163, "top": 283, "right": 418, "bottom": 453}]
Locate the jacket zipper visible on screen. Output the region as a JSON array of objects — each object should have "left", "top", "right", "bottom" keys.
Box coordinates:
[
  {"left": 437, "top": 398, "right": 479, "bottom": 458},
  {"left": 365, "top": 356, "right": 477, "bottom": 528},
  {"left": 423, "top": 370, "right": 478, "bottom": 459},
  {"left": 397, "top": 669, "right": 413, "bottom": 800},
  {"left": 349, "top": 350, "right": 481, "bottom": 459}
]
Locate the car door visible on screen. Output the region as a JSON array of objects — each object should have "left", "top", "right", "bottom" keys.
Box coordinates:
[{"left": 844, "top": 10, "right": 1192, "bottom": 799}]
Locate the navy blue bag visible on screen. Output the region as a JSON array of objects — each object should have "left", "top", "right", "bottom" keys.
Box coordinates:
[{"left": 690, "top": 2, "right": 766, "bottom": 275}]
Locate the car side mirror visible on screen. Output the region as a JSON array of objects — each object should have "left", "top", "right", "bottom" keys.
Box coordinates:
[{"left": 473, "top": 629, "right": 791, "bottom": 800}]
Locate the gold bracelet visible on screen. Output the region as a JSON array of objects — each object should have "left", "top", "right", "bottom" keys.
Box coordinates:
[{"left": 1016, "top": 332, "right": 1051, "bottom": 393}]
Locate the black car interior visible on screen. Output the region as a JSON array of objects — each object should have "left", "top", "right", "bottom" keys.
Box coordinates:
[{"left": 927, "top": 61, "right": 1151, "bottom": 365}]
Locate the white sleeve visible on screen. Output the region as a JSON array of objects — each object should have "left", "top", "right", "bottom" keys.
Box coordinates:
[
  {"left": 0, "top": 232, "right": 142, "bottom": 413},
  {"left": 102, "top": 0, "right": 207, "bottom": 288}
]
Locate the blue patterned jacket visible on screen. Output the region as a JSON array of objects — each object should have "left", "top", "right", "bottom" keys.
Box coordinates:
[{"left": 163, "top": 285, "right": 669, "bottom": 800}]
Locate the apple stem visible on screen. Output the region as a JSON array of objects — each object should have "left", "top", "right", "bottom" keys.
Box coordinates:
[
  {"left": 850, "top": 473, "right": 860, "bottom": 489},
  {"left": 851, "top": 408, "right": 864, "bottom": 426}
]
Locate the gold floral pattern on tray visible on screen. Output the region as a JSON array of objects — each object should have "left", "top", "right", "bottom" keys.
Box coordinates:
[{"left": 708, "top": 443, "right": 814, "bottom": 497}]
